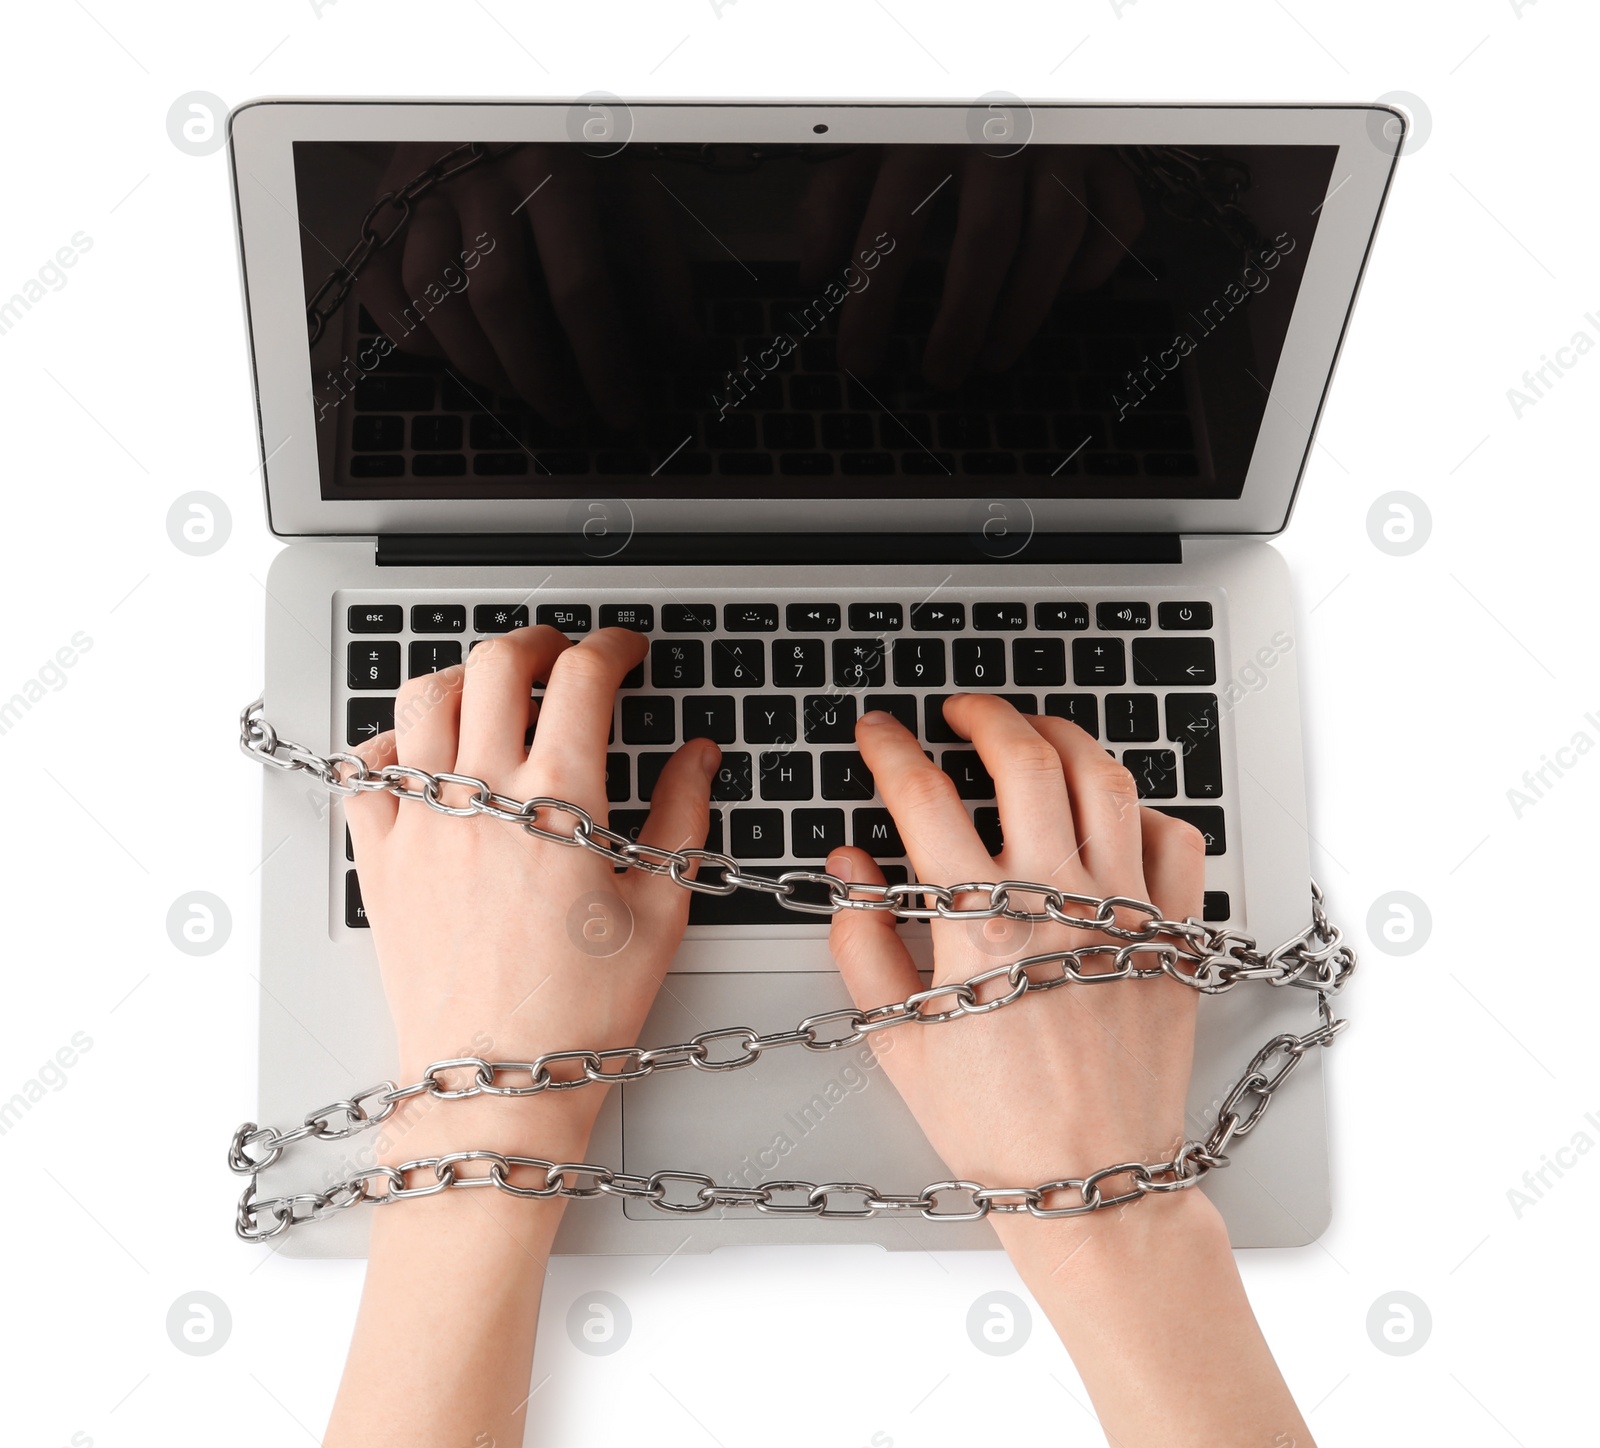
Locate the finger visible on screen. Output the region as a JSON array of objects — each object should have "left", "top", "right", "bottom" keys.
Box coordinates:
[
  {"left": 835, "top": 146, "right": 950, "bottom": 377},
  {"left": 392, "top": 663, "right": 464, "bottom": 774},
  {"left": 978, "top": 149, "right": 1090, "bottom": 372},
  {"left": 796, "top": 149, "right": 881, "bottom": 285},
  {"left": 921, "top": 151, "right": 1027, "bottom": 389},
  {"left": 1138, "top": 808, "right": 1206, "bottom": 925},
  {"left": 853, "top": 708, "right": 993, "bottom": 886},
  {"left": 1026, "top": 714, "right": 1143, "bottom": 882},
  {"left": 455, "top": 625, "right": 574, "bottom": 781},
  {"left": 512, "top": 146, "right": 642, "bottom": 428},
  {"left": 938, "top": 694, "right": 1077, "bottom": 874},
  {"left": 825, "top": 848, "right": 921, "bottom": 1010},
  {"left": 1060, "top": 153, "right": 1146, "bottom": 293},
  {"left": 346, "top": 728, "right": 398, "bottom": 847},
  {"left": 451, "top": 176, "right": 586, "bottom": 425},
  {"left": 401, "top": 198, "right": 512, "bottom": 394},
  {"left": 627, "top": 739, "right": 720, "bottom": 912},
  {"left": 521, "top": 627, "right": 651, "bottom": 805}
]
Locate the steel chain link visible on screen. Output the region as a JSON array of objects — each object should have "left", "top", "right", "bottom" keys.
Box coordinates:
[{"left": 231, "top": 700, "right": 1353, "bottom": 1241}]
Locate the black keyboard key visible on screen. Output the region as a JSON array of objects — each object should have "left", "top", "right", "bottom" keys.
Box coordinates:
[
  {"left": 725, "top": 604, "right": 779, "bottom": 632},
  {"left": 599, "top": 603, "right": 654, "bottom": 632},
  {"left": 636, "top": 752, "right": 674, "bottom": 802},
  {"left": 345, "top": 871, "right": 370, "bottom": 928},
  {"left": 820, "top": 751, "right": 875, "bottom": 800},
  {"left": 730, "top": 808, "right": 785, "bottom": 858},
  {"left": 621, "top": 697, "right": 676, "bottom": 744},
  {"left": 346, "top": 696, "right": 394, "bottom": 746},
  {"left": 974, "top": 806, "right": 1004, "bottom": 856},
  {"left": 411, "top": 415, "right": 463, "bottom": 450},
  {"left": 712, "top": 639, "right": 765, "bottom": 688},
  {"left": 1166, "top": 693, "right": 1223, "bottom": 800},
  {"left": 804, "top": 694, "right": 858, "bottom": 743},
  {"left": 852, "top": 808, "right": 905, "bottom": 859},
  {"left": 998, "top": 693, "right": 1039, "bottom": 714},
  {"left": 412, "top": 604, "right": 466, "bottom": 634},
  {"left": 1044, "top": 694, "right": 1099, "bottom": 738},
  {"left": 743, "top": 695, "right": 798, "bottom": 743},
  {"left": 923, "top": 695, "right": 963, "bottom": 743},
  {"left": 536, "top": 604, "right": 591, "bottom": 634},
  {"left": 942, "top": 750, "right": 995, "bottom": 800},
  {"left": 663, "top": 604, "right": 716, "bottom": 632},
  {"left": 893, "top": 637, "right": 946, "bottom": 687},
  {"left": 1124, "top": 749, "right": 1178, "bottom": 799},
  {"left": 1152, "top": 806, "right": 1226, "bottom": 854},
  {"left": 1072, "top": 637, "right": 1126, "bottom": 686},
  {"left": 910, "top": 602, "right": 965, "bottom": 631},
  {"left": 792, "top": 808, "right": 846, "bottom": 857},
  {"left": 621, "top": 661, "right": 644, "bottom": 691},
  {"left": 764, "top": 415, "right": 815, "bottom": 450},
  {"left": 354, "top": 375, "right": 433, "bottom": 411},
  {"left": 345, "top": 824, "right": 353, "bottom": 861},
  {"left": 474, "top": 604, "right": 529, "bottom": 633},
  {"left": 952, "top": 639, "right": 1005, "bottom": 688},
  {"left": 833, "top": 637, "right": 886, "bottom": 689},
  {"left": 1133, "top": 638, "right": 1217, "bottom": 686},
  {"left": 651, "top": 639, "right": 705, "bottom": 689},
  {"left": 1105, "top": 694, "right": 1160, "bottom": 743},
  {"left": 1158, "top": 602, "right": 1212, "bottom": 631},
  {"left": 712, "top": 751, "right": 753, "bottom": 802},
  {"left": 822, "top": 414, "right": 875, "bottom": 449},
  {"left": 773, "top": 638, "right": 826, "bottom": 688},
  {"left": 408, "top": 640, "right": 462, "bottom": 677},
  {"left": 1012, "top": 638, "right": 1067, "bottom": 687},
  {"left": 865, "top": 694, "right": 918, "bottom": 734},
  {"left": 348, "top": 641, "right": 400, "bottom": 690},
  {"left": 974, "top": 602, "right": 1026, "bottom": 631},
  {"left": 1097, "top": 601, "right": 1151, "bottom": 631},
  {"left": 687, "top": 863, "right": 909, "bottom": 924},
  {"left": 786, "top": 603, "right": 840, "bottom": 633},
  {"left": 1203, "top": 891, "right": 1231, "bottom": 923},
  {"left": 608, "top": 809, "right": 651, "bottom": 846},
  {"left": 1035, "top": 602, "right": 1089, "bottom": 631},
  {"left": 605, "top": 752, "right": 629, "bottom": 803},
  {"left": 681, "top": 696, "right": 736, "bottom": 743},
  {"left": 352, "top": 416, "right": 405, "bottom": 451},
  {"left": 849, "top": 603, "right": 901, "bottom": 632},
  {"left": 348, "top": 604, "right": 401, "bottom": 634},
  {"left": 759, "top": 751, "right": 813, "bottom": 800}
]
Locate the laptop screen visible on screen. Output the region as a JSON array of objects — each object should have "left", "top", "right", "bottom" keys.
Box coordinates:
[{"left": 290, "top": 139, "right": 1337, "bottom": 505}]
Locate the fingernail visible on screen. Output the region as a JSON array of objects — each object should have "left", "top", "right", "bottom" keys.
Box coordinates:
[
  {"left": 859, "top": 710, "right": 892, "bottom": 727},
  {"left": 699, "top": 739, "right": 721, "bottom": 779},
  {"left": 827, "top": 850, "right": 854, "bottom": 881}
]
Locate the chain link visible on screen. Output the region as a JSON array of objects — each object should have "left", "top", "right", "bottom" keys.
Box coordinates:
[{"left": 232, "top": 699, "right": 1354, "bottom": 1241}]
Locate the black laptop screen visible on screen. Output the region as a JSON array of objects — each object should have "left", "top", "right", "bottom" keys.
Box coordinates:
[{"left": 290, "top": 139, "right": 1337, "bottom": 503}]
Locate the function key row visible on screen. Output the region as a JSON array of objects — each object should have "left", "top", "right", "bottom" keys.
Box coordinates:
[{"left": 347, "top": 600, "right": 1214, "bottom": 635}]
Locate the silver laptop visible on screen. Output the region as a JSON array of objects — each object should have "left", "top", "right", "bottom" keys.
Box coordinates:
[{"left": 229, "top": 98, "right": 1401, "bottom": 1256}]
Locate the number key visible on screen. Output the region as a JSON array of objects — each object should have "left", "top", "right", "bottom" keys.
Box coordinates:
[{"left": 952, "top": 638, "right": 1005, "bottom": 687}]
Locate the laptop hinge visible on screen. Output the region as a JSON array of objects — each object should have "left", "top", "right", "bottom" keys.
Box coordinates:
[{"left": 375, "top": 532, "right": 1182, "bottom": 568}]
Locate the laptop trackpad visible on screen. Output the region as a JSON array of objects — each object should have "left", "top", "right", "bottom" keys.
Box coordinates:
[{"left": 621, "top": 972, "right": 947, "bottom": 1219}]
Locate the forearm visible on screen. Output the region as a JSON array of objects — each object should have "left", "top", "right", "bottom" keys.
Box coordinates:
[
  {"left": 996, "top": 1191, "right": 1313, "bottom": 1448},
  {"left": 324, "top": 1096, "right": 590, "bottom": 1448}
]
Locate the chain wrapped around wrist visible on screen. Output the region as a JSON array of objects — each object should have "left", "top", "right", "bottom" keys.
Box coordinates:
[{"left": 230, "top": 699, "right": 1355, "bottom": 1243}]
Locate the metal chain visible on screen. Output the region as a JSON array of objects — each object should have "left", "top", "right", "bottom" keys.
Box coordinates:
[
  {"left": 231, "top": 699, "right": 1353, "bottom": 1241},
  {"left": 306, "top": 142, "right": 524, "bottom": 346}
]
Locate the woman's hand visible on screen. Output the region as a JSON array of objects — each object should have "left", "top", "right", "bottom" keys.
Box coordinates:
[
  {"left": 345, "top": 623, "right": 717, "bottom": 1161},
  {"left": 827, "top": 693, "right": 1205, "bottom": 1198}
]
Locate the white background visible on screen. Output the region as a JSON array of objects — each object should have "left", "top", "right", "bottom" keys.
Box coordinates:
[{"left": 0, "top": 1, "right": 1593, "bottom": 1444}]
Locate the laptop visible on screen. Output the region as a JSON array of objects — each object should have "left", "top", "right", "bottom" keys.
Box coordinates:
[{"left": 229, "top": 98, "right": 1401, "bottom": 1256}]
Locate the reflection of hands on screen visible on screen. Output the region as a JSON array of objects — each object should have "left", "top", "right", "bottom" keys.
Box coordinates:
[
  {"left": 358, "top": 143, "right": 698, "bottom": 428},
  {"left": 798, "top": 146, "right": 1145, "bottom": 389}
]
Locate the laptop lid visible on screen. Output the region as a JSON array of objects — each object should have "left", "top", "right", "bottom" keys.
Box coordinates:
[{"left": 228, "top": 99, "right": 1402, "bottom": 541}]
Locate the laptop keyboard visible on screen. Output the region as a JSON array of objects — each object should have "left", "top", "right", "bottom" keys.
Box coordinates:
[
  {"left": 336, "top": 590, "right": 1233, "bottom": 931},
  {"left": 337, "top": 268, "right": 1207, "bottom": 486}
]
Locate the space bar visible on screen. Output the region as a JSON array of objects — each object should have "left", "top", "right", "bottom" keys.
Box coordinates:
[{"left": 688, "top": 866, "right": 908, "bottom": 925}]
